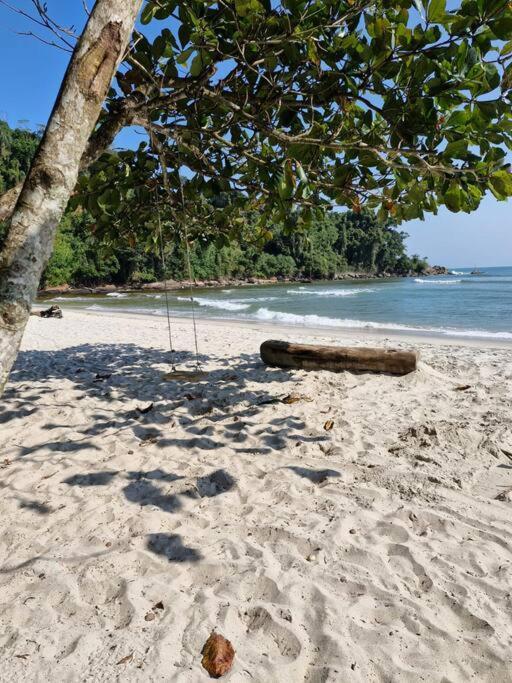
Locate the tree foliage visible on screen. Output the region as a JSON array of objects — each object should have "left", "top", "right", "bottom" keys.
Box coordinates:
[
  {"left": 0, "top": 122, "right": 40, "bottom": 244},
  {"left": 72, "top": 0, "right": 512, "bottom": 245},
  {"left": 0, "top": 122, "right": 424, "bottom": 287},
  {"left": 0, "top": 121, "right": 39, "bottom": 195}
]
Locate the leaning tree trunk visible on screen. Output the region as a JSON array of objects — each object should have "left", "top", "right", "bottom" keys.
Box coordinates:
[{"left": 0, "top": 0, "right": 143, "bottom": 394}]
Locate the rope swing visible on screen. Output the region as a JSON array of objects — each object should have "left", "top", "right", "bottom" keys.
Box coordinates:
[
  {"left": 155, "top": 198, "right": 176, "bottom": 370},
  {"left": 151, "top": 133, "right": 206, "bottom": 382}
]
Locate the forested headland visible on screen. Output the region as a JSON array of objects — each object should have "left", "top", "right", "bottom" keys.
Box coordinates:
[{"left": 0, "top": 121, "right": 429, "bottom": 289}]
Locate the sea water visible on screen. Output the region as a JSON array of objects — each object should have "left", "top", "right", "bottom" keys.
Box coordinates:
[{"left": 46, "top": 266, "right": 512, "bottom": 341}]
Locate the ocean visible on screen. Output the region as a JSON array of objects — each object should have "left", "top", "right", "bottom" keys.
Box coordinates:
[{"left": 46, "top": 266, "right": 512, "bottom": 342}]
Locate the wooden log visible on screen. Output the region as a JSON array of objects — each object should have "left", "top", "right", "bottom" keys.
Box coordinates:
[
  {"left": 260, "top": 340, "right": 418, "bottom": 376},
  {"left": 30, "top": 305, "right": 63, "bottom": 319}
]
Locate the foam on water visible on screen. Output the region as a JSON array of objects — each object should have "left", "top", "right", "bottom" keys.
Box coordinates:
[
  {"left": 189, "top": 297, "right": 250, "bottom": 311},
  {"left": 51, "top": 267, "right": 512, "bottom": 342},
  {"left": 231, "top": 296, "right": 279, "bottom": 303},
  {"left": 287, "top": 287, "right": 375, "bottom": 297},
  {"left": 52, "top": 296, "right": 92, "bottom": 302},
  {"left": 414, "top": 278, "right": 462, "bottom": 285},
  {"left": 81, "top": 301, "right": 512, "bottom": 340},
  {"left": 106, "top": 292, "right": 129, "bottom": 298},
  {"left": 251, "top": 307, "right": 512, "bottom": 340}
]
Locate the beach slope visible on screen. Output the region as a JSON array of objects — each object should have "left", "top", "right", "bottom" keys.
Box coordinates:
[{"left": 1, "top": 310, "right": 512, "bottom": 681}]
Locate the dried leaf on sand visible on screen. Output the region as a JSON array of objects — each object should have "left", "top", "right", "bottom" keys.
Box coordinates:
[
  {"left": 282, "top": 393, "right": 313, "bottom": 404},
  {"left": 201, "top": 633, "right": 235, "bottom": 678}
]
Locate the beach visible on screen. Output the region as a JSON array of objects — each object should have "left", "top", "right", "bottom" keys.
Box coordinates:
[{"left": 1, "top": 309, "right": 512, "bottom": 681}]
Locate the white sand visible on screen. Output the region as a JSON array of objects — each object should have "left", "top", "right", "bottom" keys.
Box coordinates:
[{"left": 1, "top": 310, "right": 512, "bottom": 681}]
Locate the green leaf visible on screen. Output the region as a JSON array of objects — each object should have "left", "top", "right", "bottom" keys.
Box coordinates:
[
  {"left": 501, "top": 40, "right": 512, "bottom": 57},
  {"left": 190, "top": 52, "right": 204, "bottom": 77},
  {"left": 235, "top": 0, "right": 264, "bottom": 17},
  {"left": 476, "top": 99, "right": 500, "bottom": 120},
  {"left": 490, "top": 170, "right": 512, "bottom": 199},
  {"left": 427, "top": 0, "right": 446, "bottom": 23},
  {"left": 140, "top": 4, "right": 156, "bottom": 25},
  {"left": 307, "top": 38, "right": 319, "bottom": 65},
  {"left": 277, "top": 167, "right": 294, "bottom": 200},
  {"left": 176, "top": 48, "right": 194, "bottom": 65},
  {"left": 444, "top": 139, "right": 468, "bottom": 159},
  {"left": 490, "top": 17, "right": 512, "bottom": 40},
  {"left": 444, "top": 182, "right": 462, "bottom": 212},
  {"left": 178, "top": 23, "right": 190, "bottom": 48},
  {"left": 447, "top": 110, "right": 469, "bottom": 127},
  {"left": 296, "top": 162, "right": 307, "bottom": 183}
]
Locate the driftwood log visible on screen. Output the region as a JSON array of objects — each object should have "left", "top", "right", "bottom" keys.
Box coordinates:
[
  {"left": 31, "top": 305, "right": 63, "bottom": 319},
  {"left": 260, "top": 340, "right": 418, "bottom": 376}
]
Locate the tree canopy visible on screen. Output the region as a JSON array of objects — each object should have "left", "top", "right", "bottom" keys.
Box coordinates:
[
  {"left": 2, "top": 0, "right": 512, "bottom": 242},
  {"left": 0, "top": 122, "right": 426, "bottom": 287},
  {"left": 68, "top": 0, "right": 512, "bottom": 248}
]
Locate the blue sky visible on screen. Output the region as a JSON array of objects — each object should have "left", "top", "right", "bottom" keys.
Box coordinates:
[{"left": 0, "top": 0, "right": 510, "bottom": 267}]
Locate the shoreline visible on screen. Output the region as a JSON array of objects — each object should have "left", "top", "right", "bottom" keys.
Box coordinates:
[
  {"left": 34, "top": 306, "right": 512, "bottom": 349},
  {"left": 37, "top": 268, "right": 450, "bottom": 298}
]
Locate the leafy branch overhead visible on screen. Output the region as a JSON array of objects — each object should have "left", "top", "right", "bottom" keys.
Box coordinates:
[{"left": 48, "top": 0, "right": 512, "bottom": 236}]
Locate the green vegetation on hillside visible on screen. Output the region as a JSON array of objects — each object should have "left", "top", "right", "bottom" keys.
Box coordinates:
[
  {"left": 42, "top": 209, "right": 427, "bottom": 287},
  {"left": 0, "top": 121, "right": 39, "bottom": 195},
  {"left": 0, "top": 122, "right": 428, "bottom": 288}
]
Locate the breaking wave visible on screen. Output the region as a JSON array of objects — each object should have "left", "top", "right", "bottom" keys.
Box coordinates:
[
  {"left": 287, "top": 287, "right": 375, "bottom": 297},
  {"left": 52, "top": 296, "right": 92, "bottom": 302},
  {"left": 251, "top": 307, "right": 512, "bottom": 339},
  {"left": 182, "top": 297, "right": 250, "bottom": 311},
  {"left": 414, "top": 278, "right": 462, "bottom": 285}
]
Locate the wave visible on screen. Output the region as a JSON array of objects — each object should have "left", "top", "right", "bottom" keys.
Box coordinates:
[
  {"left": 186, "top": 297, "right": 250, "bottom": 311},
  {"left": 81, "top": 302, "right": 512, "bottom": 340},
  {"left": 414, "top": 278, "right": 462, "bottom": 285},
  {"left": 253, "top": 307, "right": 417, "bottom": 330},
  {"left": 106, "top": 292, "right": 129, "bottom": 298},
  {"left": 445, "top": 329, "right": 512, "bottom": 339},
  {"left": 52, "top": 296, "right": 92, "bottom": 302},
  {"left": 450, "top": 271, "right": 465, "bottom": 275},
  {"left": 251, "top": 308, "right": 512, "bottom": 340},
  {"left": 231, "top": 296, "right": 279, "bottom": 303},
  {"left": 287, "top": 287, "right": 375, "bottom": 297}
]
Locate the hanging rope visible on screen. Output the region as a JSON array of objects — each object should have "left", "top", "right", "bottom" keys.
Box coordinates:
[
  {"left": 183, "top": 222, "right": 201, "bottom": 368},
  {"left": 155, "top": 195, "right": 176, "bottom": 370},
  {"left": 150, "top": 128, "right": 202, "bottom": 370},
  {"left": 173, "top": 142, "right": 201, "bottom": 368},
  {"left": 307, "top": 234, "right": 313, "bottom": 282}
]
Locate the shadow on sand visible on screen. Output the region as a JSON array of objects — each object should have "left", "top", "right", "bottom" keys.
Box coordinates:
[{"left": 2, "top": 343, "right": 330, "bottom": 565}]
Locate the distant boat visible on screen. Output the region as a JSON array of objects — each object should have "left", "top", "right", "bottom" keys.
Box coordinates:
[{"left": 470, "top": 268, "right": 485, "bottom": 275}]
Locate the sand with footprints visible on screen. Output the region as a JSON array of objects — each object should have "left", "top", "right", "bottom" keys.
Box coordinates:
[{"left": 1, "top": 309, "right": 512, "bottom": 680}]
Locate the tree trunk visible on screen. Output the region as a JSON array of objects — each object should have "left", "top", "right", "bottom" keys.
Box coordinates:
[{"left": 0, "top": 0, "right": 143, "bottom": 394}]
